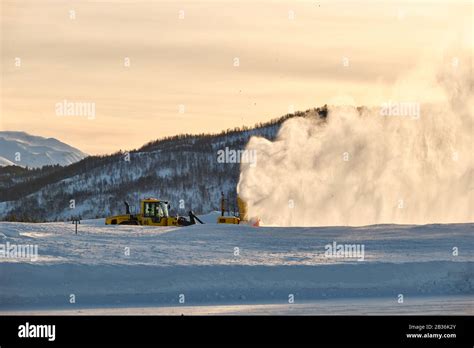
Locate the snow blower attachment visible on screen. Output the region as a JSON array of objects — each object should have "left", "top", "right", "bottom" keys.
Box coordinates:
[
  {"left": 105, "top": 198, "right": 204, "bottom": 227},
  {"left": 217, "top": 192, "right": 248, "bottom": 224}
]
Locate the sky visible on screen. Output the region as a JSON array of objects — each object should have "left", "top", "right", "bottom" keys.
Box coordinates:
[{"left": 1, "top": 0, "right": 471, "bottom": 155}]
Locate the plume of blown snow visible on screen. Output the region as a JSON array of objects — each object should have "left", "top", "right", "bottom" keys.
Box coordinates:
[{"left": 237, "top": 41, "right": 473, "bottom": 226}]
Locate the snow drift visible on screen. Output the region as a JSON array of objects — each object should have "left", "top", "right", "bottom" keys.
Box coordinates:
[{"left": 0, "top": 219, "right": 472, "bottom": 311}]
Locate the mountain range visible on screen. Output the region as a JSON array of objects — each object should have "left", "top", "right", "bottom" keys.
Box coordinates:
[{"left": 0, "top": 131, "right": 87, "bottom": 168}]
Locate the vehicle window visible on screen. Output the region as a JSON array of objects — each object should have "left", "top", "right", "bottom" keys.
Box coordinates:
[
  {"left": 159, "top": 202, "right": 169, "bottom": 217},
  {"left": 144, "top": 202, "right": 155, "bottom": 217}
]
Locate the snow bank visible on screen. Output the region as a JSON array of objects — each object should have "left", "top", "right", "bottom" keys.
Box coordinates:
[{"left": 0, "top": 220, "right": 472, "bottom": 310}]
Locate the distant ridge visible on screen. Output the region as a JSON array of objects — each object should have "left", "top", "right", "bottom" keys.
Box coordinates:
[{"left": 0, "top": 131, "right": 88, "bottom": 168}]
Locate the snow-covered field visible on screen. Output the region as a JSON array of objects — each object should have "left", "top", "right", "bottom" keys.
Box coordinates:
[{"left": 0, "top": 214, "right": 472, "bottom": 315}]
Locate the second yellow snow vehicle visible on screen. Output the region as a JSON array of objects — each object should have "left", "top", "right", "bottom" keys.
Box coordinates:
[
  {"left": 105, "top": 198, "right": 203, "bottom": 226},
  {"left": 217, "top": 193, "right": 248, "bottom": 224}
]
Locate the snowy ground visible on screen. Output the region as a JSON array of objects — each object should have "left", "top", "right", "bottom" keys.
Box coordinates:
[
  {"left": 2, "top": 296, "right": 472, "bottom": 316},
  {"left": 0, "top": 213, "right": 472, "bottom": 315}
]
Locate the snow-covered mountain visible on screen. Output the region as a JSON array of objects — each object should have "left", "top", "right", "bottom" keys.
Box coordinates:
[{"left": 0, "top": 131, "right": 88, "bottom": 168}]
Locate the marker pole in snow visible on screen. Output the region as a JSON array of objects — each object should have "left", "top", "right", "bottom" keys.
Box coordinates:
[
  {"left": 220, "top": 192, "right": 225, "bottom": 216},
  {"left": 72, "top": 217, "right": 81, "bottom": 235}
]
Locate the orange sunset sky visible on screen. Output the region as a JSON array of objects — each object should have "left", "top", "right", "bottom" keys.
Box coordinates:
[{"left": 1, "top": 0, "right": 472, "bottom": 154}]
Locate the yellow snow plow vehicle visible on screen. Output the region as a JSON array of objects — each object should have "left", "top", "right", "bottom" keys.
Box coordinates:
[
  {"left": 217, "top": 193, "right": 248, "bottom": 224},
  {"left": 105, "top": 198, "right": 203, "bottom": 226}
]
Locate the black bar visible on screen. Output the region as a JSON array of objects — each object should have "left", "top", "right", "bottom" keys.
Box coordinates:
[{"left": 0, "top": 315, "right": 472, "bottom": 346}]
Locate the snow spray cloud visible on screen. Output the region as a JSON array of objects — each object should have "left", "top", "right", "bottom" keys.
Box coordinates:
[{"left": 238, "top": 44, "right": 473, "bottom": 226}]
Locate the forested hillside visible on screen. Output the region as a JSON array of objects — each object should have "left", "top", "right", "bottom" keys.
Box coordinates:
[{"left": 0, "top": 107, "right": 327, "bottom": 221}]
